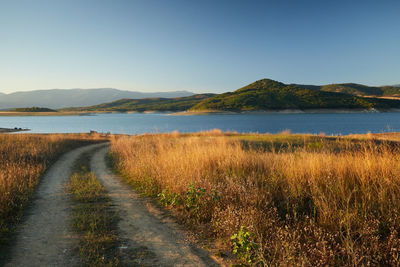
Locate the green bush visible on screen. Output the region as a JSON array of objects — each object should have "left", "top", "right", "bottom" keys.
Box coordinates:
[{"left": 231, "top": 226, "right": 259, "bottom": 264}]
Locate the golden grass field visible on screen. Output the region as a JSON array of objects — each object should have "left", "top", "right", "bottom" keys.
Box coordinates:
[
  {"left": 110, "top": 131, "right": 400, "bottom": 266},
  {"left": 2, "top": 131, "right": 400, "bottom": 265},
  {"left": 0, "top": 134, "right": 104, "bottom": 245}
]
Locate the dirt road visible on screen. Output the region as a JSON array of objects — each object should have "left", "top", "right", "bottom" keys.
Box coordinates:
[
  {"left": 91, "top": 145, "right": 219, "bottom": 266},
  {"left": 5, "top": 143, "right": 219, "bottom": 266},
  {"left": 5, "top": 143, "right": 105, "bottom": 267}
]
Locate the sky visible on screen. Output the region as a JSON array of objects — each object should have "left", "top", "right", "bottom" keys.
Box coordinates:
[{"left": 0, "top": 0, "right": 399, "bottom": 94}]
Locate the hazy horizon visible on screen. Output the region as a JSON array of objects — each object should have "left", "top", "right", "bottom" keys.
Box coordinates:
[
  {"left": 0, "top": 80, "right": 400, "bottom": 95},
  {"left": 1, "top": 0, "right": 399, "bottom": 94},
  {"left": 0, "top": 87, "right": 196, "bottom": 95}
]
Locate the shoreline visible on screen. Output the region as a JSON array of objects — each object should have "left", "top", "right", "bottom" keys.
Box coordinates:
[
  {"left": 170, "top": 108, "right": 400, "bottom": 115},
  {"left": 0, "top": 111, "right": 84, "bottom": 116},
  {"left": 0, "top": 127, "right": 30, "bottom": 133},
  {"left": 1, "top": 108, "right": 400, "bottom": 116}
]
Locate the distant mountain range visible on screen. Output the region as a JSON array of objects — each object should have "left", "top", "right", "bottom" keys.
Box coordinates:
[
  {"left": 66, "top": 79, "right": 400, "bottom": 113},
  {"left": 0, "top": 88, "right": 194, "bottom": 109}
]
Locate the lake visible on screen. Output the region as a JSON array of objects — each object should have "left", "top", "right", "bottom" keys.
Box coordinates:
[{"left": 0, "top": 112, "right": 400, "bottom": 135}]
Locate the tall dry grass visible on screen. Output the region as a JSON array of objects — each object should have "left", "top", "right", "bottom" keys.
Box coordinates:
[
  {"left": 0, "top": 134, "right": 103, "bottom": 246},
  {"left": 111, "top": 133, "right": 400, "bottom": 266}
]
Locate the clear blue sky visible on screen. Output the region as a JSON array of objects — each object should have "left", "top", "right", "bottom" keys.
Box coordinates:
[{"left": 0, "top": 0, "right": 399, "bottom": 93}]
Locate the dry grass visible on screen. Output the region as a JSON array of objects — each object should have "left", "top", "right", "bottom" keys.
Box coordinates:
[
  {"left": 110, "top": 132, "right": 400, "bottom": 266},
  {"left": 349, "top": 132, "right": 400, "bottom": 142},
  {"left": 0, "top": 133, "right": 105, "bottom": 246}
]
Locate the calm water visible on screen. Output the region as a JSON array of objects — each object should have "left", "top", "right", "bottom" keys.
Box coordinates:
[{"left": 1, "top": 112, "right": 400, "bottom": 135}]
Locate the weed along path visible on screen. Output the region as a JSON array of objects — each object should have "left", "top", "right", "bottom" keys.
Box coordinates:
[
  {"left": 91, "top": 145, "right": 219, "bottom": 266},
  {"left": 5, "top": 143, "right": 106, "bottom": 267}
]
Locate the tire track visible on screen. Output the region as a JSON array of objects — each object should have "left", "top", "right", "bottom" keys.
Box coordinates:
[
  {"left": 5, "top": 143, "right": 106, "bottom": 267},
  {"left": 91, "top": 144, "right": 219, "bottom": 267}
]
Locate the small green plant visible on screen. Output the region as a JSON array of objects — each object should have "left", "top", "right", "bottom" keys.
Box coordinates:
[
  {"left": 184, "top": 184, "right": 221, "bottom": 223},
  {"left": 231, "top": 226, "right": 258, "bottom": 264},
  {"left": 210, "top": 188, "right": 220, "bottom": 202},
  {"left": 185, "top": 183, "right": 206, "bottom": 211},
  {"left": 308, "top": 141, "right": 323, "bottom": 150},
  {"left": 157, "top": 187, "right": 182, "bottom": 207}
]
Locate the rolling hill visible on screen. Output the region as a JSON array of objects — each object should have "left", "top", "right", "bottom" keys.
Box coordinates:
[
  {"left": 295, "top": 83, "right": 400, "bottom": 96},
  {"left": 0, "top": 88, "right": 194, "bottom": 109},
  {"left": 63, "top": 94, "right": 215, "bottom": 112},
  {"left": 12, "top": 107, "right": 57, "bottom": 112},
  {"left": 190, "top": 79, "right": 400, "bottom": 111}
]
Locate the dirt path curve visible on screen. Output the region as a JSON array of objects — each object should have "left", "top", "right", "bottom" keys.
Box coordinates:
[
  {"left": 5, "top": 143, "right": 106, "bottom": 267},
  {"left": 91, "top": 144, "right": 220, "bottom": 267}
]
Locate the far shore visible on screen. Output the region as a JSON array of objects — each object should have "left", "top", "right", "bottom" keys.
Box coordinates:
[
  {"left": 169, "top": 108, "right": 400, "bottom": 115},
  {"left": 2, "top": 108, "right": 400, "bottom": 117},
  {"left": 0, "top": 111, "right": 90, "bottom": 116},
  {"left": 0, "top": 127, "right": 30, "bottom": 133}
]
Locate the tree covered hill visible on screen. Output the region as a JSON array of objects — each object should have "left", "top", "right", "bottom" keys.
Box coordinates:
[
  {"left": 190, "top": 79, "right": 400, "bottom": 111},
  {"left": 295, "top": 83, "right": 400, "bottom": 97},
  {"left": 63, "top": 94, "right": 215, "bottom": 112},
  {"left": 12, "top": 107, "right": 57, "bottom": 112}
]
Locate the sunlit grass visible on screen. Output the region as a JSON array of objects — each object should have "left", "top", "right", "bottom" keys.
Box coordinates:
[{"left": 110, "top": 131, "right": 400, "bottom": 265}]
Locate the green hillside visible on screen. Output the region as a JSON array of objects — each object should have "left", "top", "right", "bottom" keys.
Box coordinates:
[
  {"left": 63, "top": 94, "right": 215, "bottom": 112},
  {"left": 380, "top": 86, "right": 400, "bottom": 96},
  {"left": 191, "top": 79, "right": 400, "bottom": 111},
  {"left": 12, "top": 107, "right": 57, "bottom": 112},
  {"left": 296, "top": 83, "right": 400, "bottom": 96}
]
